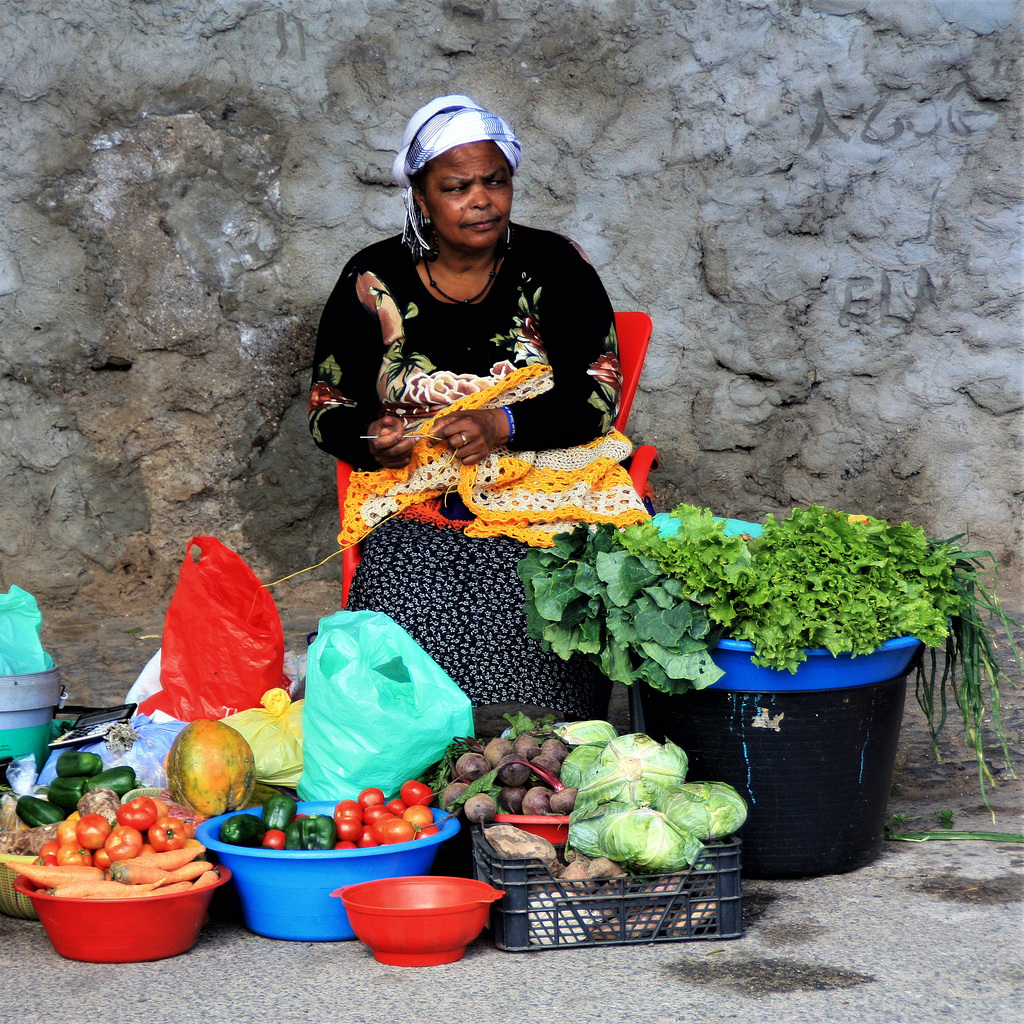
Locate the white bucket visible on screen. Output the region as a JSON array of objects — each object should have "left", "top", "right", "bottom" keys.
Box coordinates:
[{"left": 0, "top": 667, "right": 65, "bottom": 771}]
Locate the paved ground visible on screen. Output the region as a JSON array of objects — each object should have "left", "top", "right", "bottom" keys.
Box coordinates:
[{"left": 2, "top": 581, "right": 1022, "bottom": 1024}]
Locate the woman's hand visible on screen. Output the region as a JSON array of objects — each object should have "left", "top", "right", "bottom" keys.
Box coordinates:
[
  {"left": 433, "top": 408, "right": 510, "bottom": 466},
  {"left": 366, "top": 414, "right": 418, "bottom": 468}
]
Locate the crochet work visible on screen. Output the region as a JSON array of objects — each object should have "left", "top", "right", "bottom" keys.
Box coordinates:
[{"left": 339, "top": 364, "right": 650, "bottom": 548}]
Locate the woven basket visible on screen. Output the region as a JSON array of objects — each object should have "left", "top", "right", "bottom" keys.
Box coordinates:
[
  {"left": 120, "top": 787, "right": 164, "bottom": 805},
  {"left": 0, "top": 853, "right": 40, "bottom": 920}
]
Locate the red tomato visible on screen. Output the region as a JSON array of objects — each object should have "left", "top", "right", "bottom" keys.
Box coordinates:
[
  {"left": 403, "top": 805, "right": 435, "bottom": 827},
  {"left": 357, "top": 787, "right": 385, "bottom": 809},
  {"left": 261, "top": 829, "right": 287, "bottom": 850},
  {"left": 39, "top": 840, "right": 61, "bottom": 859},
  {"left": 56, "top": 819, "right": 79, "bottom": 847},
  {"left": 334, "top": 799, "right": 362, "bottom": 819},
  {"left": 76, "top": 814, "right": 112, "bottom": 850},
  {"left": 335, "top": 817, "right": 362, "bottom": 843},
  {"left": 105, "top": 825, "right": 144, "bottom": 861},
  {"left": 378, "top": 818, "right": 417, "bottom": 845},
  {"left": 334, "top": 840, "right": 358, "bottom": 850},
  {"left": 150, "top": 797, "right": 170, "bottom": 819},
  {"left": 57, "top": 844, "right": 93, "bottom": 866},
  {"left": 356, "top": 826, "right": 380, "bottom": 848},
  {"left": 361, "top": 804, "right": 391, "bottom": 823},
  {"left": 149, "top": 817, "right": 187, "bottom": 852},
  {"left": 415, "top": 824, "right": 440, "bottom": 840},
  {"left": 35, "top": 853, "right": 58, "bottom": 866},
  {"left": 92, "top": 847, "right": 113, "bottom": 870},
  {"left": 384, "top": 798, "right": 407, "bottom": 817},
  {"left": 399, "top": 780, "right": 434, "bottom": 807},
  {"left": 117, "top": 796, "right": 159, "bottom": 831},
  {"left": 371, "top": 814, "right": 399, "bottom": 842}
]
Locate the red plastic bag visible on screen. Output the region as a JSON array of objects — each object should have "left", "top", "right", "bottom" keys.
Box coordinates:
[{"left": 139, "top": 537, "right": 286, "bottom": 721}]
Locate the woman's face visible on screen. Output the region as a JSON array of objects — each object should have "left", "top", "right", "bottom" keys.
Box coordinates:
[{"left": 413, "top": 140, "right": 513, "bottom": 259}]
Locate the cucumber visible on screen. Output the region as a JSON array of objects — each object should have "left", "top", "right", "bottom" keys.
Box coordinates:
[
  {"left": 16, "top": 795, "right": 66, "bottom": 828},
  {"left": 84, "top": 766, "right": 137, "bottom": 797},
  {"left": 55, "top": 750, "right": 105, "bottom": 778}
]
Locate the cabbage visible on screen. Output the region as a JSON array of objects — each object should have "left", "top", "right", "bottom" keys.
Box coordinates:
[
  {"left": 565, "top": 814, "right": 605, "bottom": 859},
  {"left": 556, "top": 720, "right": 619, "bottom": 746},
  {"left": 573, "top": 733, "right": 689, "bottom": 819},
  {"left": 658, "top": 782, "right": 748, "bottom": 841},
  {"left": 595, "top": 807, "right": 705, "bottom": 874},
  {"left": 560, "top": 742, "right": 608, "bottom": 789}
]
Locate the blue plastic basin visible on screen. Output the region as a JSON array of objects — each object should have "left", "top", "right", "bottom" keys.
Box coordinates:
[
  {"left": 708, "top": 635, "right": 922, "bottom": 692},
  {"left": 195, "top": 802, "right": 460, "bottom": 941}
]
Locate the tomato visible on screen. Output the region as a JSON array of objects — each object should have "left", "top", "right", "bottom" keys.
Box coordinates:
[
  {"left": 92, "top": 847, "right": 113, "bottom": 870},
  {"left": 384, "top": 798, "right": 407, "bottom": 817},
  {"left": 150, "top": 798, "right": 170, "bottom": 819},
  {"left": 356, "top": 825, "right": 380, "bottom": 848},
  {"left": 415, "top": 824, "right": 440, "bottom": 840},
  {"left": 378, "top": 818, "right": 417, "bottom": 845},
  {"left": 399, "top": 780, "right": 434, "bottom": 807},
  {"left": 149, "top": 817, "right": 187, "bottom": 852},
  {"left": 105, "top": 825, "right": 144, "bottom": 861},
  {"left": 57, "top": 844, "right": 93, "bottom": 866},
  {"left": 35, "top": 853, "right": 58, "bottom": 866},
  {"left": 335, "top": 817, "right": 362, "bottom": 843},
  {"left": 371, "top": 813, "right": 398, "bottom": 842},
  {"left": 362, "top": 805, "right": 392, "bottom": 825},
  {"left": 76, "top": 814, "right": 112, "bottom": 850},
  {"left": 334, "top": 840, "right": 358, "bottom": 850},
  {"left": 56, "top": 819, "right": 79, "bottom": 847},
  {"left": 403, "top": 805, "right": 434, "bottom": 827},
  {"left": 39, "top": 840, "right": 61, "bottom": 859},
  {"left": 117, "top": 796, "right": 159, "bottom": 831},
  {"left": 357, "top": 787, "right": 385, "bottom": 809},
  {"left": 334, "top": 799, "right": 362, "bottom": 819},
  {"left": 261, "top": 829, "right": 287, "bottom": 850}
]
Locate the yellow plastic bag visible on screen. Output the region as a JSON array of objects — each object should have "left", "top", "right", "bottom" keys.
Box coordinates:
[{"left": 221, "top": 688, "right": 303, "bottom": 787}]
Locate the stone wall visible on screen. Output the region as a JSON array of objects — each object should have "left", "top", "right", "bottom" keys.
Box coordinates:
[{"left": 1, "top": 0, "right": 1020, "bottom": 613}]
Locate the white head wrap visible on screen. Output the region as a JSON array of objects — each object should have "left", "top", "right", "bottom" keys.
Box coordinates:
[{"left": 392, "top": 94, "right": 522, "bottom": 257}]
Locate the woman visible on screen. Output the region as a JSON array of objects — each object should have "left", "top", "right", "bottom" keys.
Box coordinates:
[{"left": 309, "top": 94, "right": 648, "bottom": 721}]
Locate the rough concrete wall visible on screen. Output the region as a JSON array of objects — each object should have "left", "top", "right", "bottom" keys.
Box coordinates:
[{"left": 0, "top": 0, "right": 1020, "bottom": 612}]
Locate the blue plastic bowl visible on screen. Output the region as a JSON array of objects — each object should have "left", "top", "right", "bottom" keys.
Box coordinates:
[
  {"left": 708, "top": 635, "right": 922, "bottom": 692},
  {"left": 195, "top": 802, "right": 460, "bottom": 941}
]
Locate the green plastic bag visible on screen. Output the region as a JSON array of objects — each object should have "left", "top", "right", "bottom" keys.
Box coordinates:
[
  {"left": 297, "top": 610, "right": 474, "bottom": 802},
  {"left": 0, "top": 586, "right": 54, "bottom": 675}
]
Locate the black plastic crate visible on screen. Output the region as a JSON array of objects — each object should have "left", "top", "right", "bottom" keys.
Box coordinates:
[{"left": 472, "top": 827, "right": 743, "bottom": 951}]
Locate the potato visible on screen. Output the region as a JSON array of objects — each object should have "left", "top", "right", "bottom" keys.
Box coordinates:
[
  {"left": 77, "top": 787, "right": 121, "bottom": 827},
  {"left": 482, "top": 824, "right": 559, "bottom": 874}
]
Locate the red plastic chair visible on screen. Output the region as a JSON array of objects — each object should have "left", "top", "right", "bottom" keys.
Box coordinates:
[{"left": 336, "top": 311, "right": 659, "bottom": 606}]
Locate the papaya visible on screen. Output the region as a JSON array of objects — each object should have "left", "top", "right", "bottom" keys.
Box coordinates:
[{"left": 166, "top": 720, "right": 256, "bottom": 817}]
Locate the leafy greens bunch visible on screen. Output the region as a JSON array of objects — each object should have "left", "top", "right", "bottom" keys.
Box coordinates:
[{"left": 516, "top": 522, "right": 724, "bottom": 695}]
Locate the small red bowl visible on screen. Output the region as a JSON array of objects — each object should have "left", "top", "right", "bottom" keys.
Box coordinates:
[
  {"left": 14, "top": 867, "right": 232, "bottom": 963},
  {"left": 492, "top": 814, "right": 570, "bottom": 844},
  {"left": 335, "top": 875, "right": 504, "bottom": 966}
]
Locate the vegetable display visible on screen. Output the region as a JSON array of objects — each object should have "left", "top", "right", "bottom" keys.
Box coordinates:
[{"left": 519, "top": 501, "right": 1022, "bottom": 797}]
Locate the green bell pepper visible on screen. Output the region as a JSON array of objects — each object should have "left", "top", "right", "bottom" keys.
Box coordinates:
[
  {"left": 46, "top": 776, "right": 90, "bottom": 812},
  {"left": 218, "top": 813, "right": 266, "bottom": 847},
  {"left": 55, "top": 750, "right": 104, "bottom": 778},
  {"left": 260, "top": 793, "right": 298, "bottom": 834},
  {"left": 284, "top": 814, "right": 337, "bottom": 850}
]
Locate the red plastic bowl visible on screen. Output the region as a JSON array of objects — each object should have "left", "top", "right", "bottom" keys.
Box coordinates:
[
  {"left": 492, "top": 814, "right": 570, "bottom": 844},
  {"left": 334, "top": 875, "right": 504, "bottom": 966},
  {"left": 14, "top": 867, "right": 232, "bottom": 963}
]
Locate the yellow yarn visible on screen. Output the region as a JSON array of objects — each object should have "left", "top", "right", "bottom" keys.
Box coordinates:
[{"left": 339, "top": 364, "right": 649, "bottom": 549}]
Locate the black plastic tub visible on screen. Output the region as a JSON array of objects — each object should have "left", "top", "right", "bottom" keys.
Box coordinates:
[{"left": 639, "top": 673, "right": 909, "bottom": 879}]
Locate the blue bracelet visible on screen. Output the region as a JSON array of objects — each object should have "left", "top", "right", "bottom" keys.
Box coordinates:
[{"left": 501, "top": 405, "right": 515, "bottom": 442}]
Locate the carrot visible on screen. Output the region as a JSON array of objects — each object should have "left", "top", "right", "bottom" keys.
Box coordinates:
[
  {"left": 192, "top": 869, "right": 220, "bottom": 889},
  {"left": 151, "top": 881, "right": 193, "bottom": 894},
  {"left": 5, "top": 862, "right": 105, "bottom": 886},
  {"left": 47, "top": 880, "right": 162, "bottom": 899},
  {"left": 127, "top": 841, "right": 206, "bottom": 871},
  {"left": 109, "top": 859, "right": 213, "bottom": 885}
]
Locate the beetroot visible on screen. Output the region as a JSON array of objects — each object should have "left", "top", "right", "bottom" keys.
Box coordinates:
[
  {"left": 549, "top": 787, "right": 577, "bottom": 814},
  {"left": 499, "top": 785, "right": 527, "bottom": 814},
  {"left": 497, "top": 757, "right": 531, "bottom": 787},
  {"left": 483, "top": 736, "right": 514, "bottom": 767},
  {"left": 440, "top": 781, "right": 469, "bottom": 809},
  {"left": 521, "top": 786, "right": 553, "bottom": 816},
  {"left": 512, "top": 734, "right": 541, "bottom": 761},
  {"left": 540, "top": 737, "right": 569, "bottom": 763},
  {"left": 454, "top": 751, "right": 492, "bottom": 782},
  {"left": 463, "top": 793, "right": 498, "bottom": 824},
  {"left": 530, "top": 754, "right": 563, "bottom": 780}
]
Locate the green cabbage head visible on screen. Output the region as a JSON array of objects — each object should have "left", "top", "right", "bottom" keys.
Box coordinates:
[
  {"left": 596, "top": 807, "right": 705, "bottom": 874},
  {"left": 658, "top": 782, "right": 748, "bottom": 841},
  {"left": 556, "top": 720, "right": 619, "bottom": 746}
]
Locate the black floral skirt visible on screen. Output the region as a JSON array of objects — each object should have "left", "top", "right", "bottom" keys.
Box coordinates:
[{"left": 347, "top": 517, "right": 611, "bottom": 720}]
